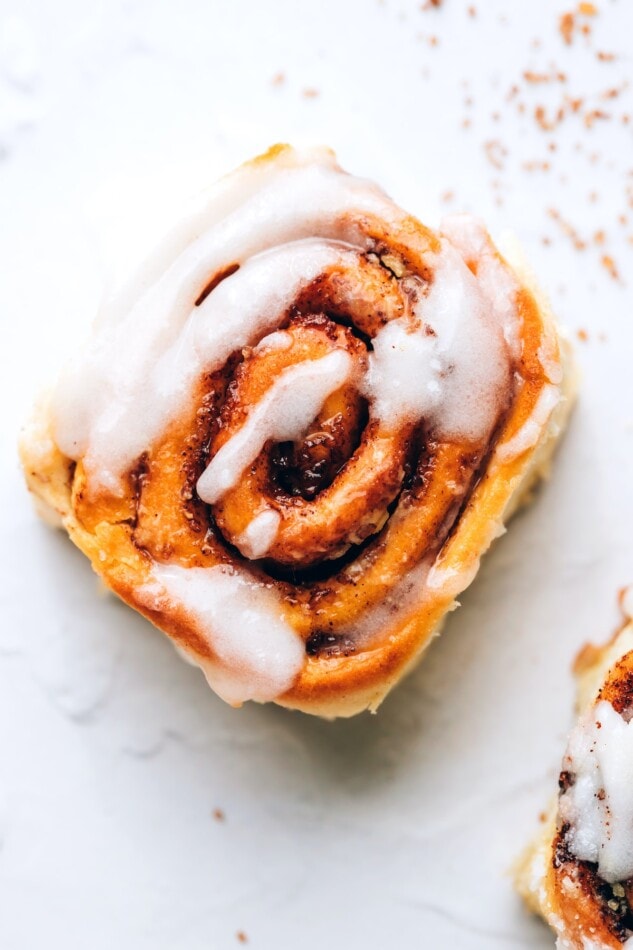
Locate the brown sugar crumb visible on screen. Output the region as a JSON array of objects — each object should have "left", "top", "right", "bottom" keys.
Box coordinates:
[
  {"left": 484, "top": 139, "right": 507, "bottom": 170},
  {"left": 270, "top": 72, "right": 285, "bottom": 87},
  {"left": 236, "top": 932, "right": 248, "bottom": 944},
  {"left": 212, "top": 807, "right": 225, "bottom": 822},
  {"left": 597, "top": 51, "right": 616, "bottom": 62},
  {"left": 577, "top": 328, "right": 589, "bottom": 342},
  {"left": 601, "top": 255, "right": 619, "bottom": 280}
]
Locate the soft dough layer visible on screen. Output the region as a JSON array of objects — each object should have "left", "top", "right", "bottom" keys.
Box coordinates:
[
  {"left": 20, "top": 145, "right": 576, "bottom": 718},
  {"left": 516, "top": 590, "right": 633, "bottom": 949}
]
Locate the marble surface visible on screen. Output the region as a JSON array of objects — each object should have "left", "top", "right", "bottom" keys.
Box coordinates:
[{"left": 2, "top": 0, "right": 633, "bottom": 947}]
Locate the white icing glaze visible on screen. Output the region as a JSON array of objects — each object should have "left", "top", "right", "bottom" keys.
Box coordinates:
[
  {"left": 494, "top": 383, "right": 561, "bottom": 464},
  {"left": 197, "top": 350, "right": 353, "bottom": 504},
  {"left": 440, "top": 213, "right": 521, "bottom": 359},
  {"left": 235, "top": 509, "right": 281, "bottom": 560},
  {"left": 139, "top": 563, "right": 304, "bottom": 705},
  {"left": 560, "top": 699, "right": 633, "bottom": 883}
]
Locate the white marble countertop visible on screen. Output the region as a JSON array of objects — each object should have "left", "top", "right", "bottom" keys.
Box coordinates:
[{"left": 2, "top": 1, "right": 633, "bottom": 947}]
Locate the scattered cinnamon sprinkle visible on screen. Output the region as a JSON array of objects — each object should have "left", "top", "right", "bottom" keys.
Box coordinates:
[
  {"left": 467, "top": 5, "right": 477, "bottom": 17},
  {"left": 534, "top": 105, "right": 558, "bottom": 132},
  {"left": 420, "top": 0, "right": 442, "bottom": 8},
  {"left": 236, "top": 932, "right": 248, "bottom": 944},
  {"left": 559, "top": 12, "right": 575, "bottom": 45},
  {"left": 212, "top": 808, "right": 225, "bottom": 822},
  {"left": 601, "top": 255, "right": 619, "bottom": 280},
  {"left": 593, "top": 230, "right": 606, "bottom": 245},
  {"left": 548, "top": 207, "right": 586, "bottom": 250},
  {"left": 441, "top": 190, "right": 454, "bottom": 203},
  {"left": 578, "top": 2, "right": 598, "bottom": 15},
  {"left": 524, "top": 69, "right": 567, "bottom": 85},
  {"left": 270, "top": 72, "right": 285, "bottom": 87},
  {"left": 484, "top": 139, "right": 507, "bottom": 170},
  {"left": 302, "top": 87, "right": 320, "bottom": 99},
  {"left": 597, "top": 51, "right": 616, "bottom": 62},
  {"left": 584, "top": 109, "right": 609, "bottom": 128},
  {"left": 539, "top": 811, "right": 548, "bottom": 823},
  {"left": 577, "top": 328, "right": 589, "bottom": 342}
]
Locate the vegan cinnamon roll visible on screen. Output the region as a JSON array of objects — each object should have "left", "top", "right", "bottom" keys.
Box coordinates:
[
  {"left": 516, "top": 590, "right": 633, "bottom": 949},
  {"left": 20, "top": 145, "right": 575, "bottom": 718}
]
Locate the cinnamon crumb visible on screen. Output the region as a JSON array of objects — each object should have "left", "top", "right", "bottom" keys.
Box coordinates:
[
  {"left": 441, "top": 190, "right": 454, "bottom": 203},
  {"left": 578, "top": 2, "right": 598, "bottom": 15},
  {"left": 601, "top": 254, "right": 619, "bottom": 280},
  {"left": 212, "top": 808, "right": 225, "bottom": 822},
  {"left": 593, "top": 230, "right": 606, "bottom": 245},
  {"left": 302, "top": 87, "right": 320, "bottom": 99},
  {"left": 270, "top": 72, "right": 285, "bottom": 87},
  {"left": 577, "top": 328, "right": 589, "bottom": 341},
  {"left": 236, "top": 932, "right": 248, "bottom": 944},
  {"left": 468, "top": 5, "right": 477, "bottom": 16},
  {"left": 597, "top": 51, "right": 616, "bottom": 62}
]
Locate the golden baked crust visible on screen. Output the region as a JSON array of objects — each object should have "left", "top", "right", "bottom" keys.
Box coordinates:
[{"left": 20, "top": 144, "right": 576, "bottom": 718}]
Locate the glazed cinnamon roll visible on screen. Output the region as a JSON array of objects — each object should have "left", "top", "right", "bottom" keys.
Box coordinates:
[
  {"left": 21, "top": 145, "right": 575, "bottom": 717},
  {"left": 516, "top": 589, "right": 633, "bottom": 949}
]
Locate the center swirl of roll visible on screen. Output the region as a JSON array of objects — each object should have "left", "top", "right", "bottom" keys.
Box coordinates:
[{"left": 196, "top": 249, "right": 431, "bottom": 570}]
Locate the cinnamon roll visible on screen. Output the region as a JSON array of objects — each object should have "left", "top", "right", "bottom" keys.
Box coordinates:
[
  {"left": 516, "top": 589, "right": 633, "bottom": 949},
  {"left": 20, "top": 145, "right": 575, "bottom": 717}
]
